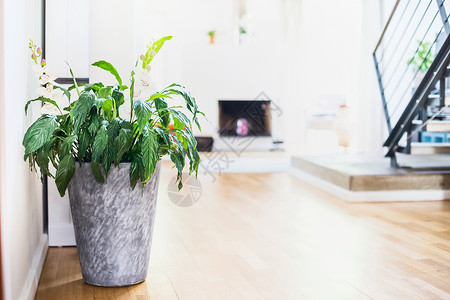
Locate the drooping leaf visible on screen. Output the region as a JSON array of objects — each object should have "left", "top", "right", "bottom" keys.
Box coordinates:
[
  {"left": 163, "top": 84, "right": 204, "bottom": 130},
  {"left": 92, "top": 121, "right": 108, "bottom": 162},
  {"left": 77, "top": 130, "right": 90, "bottom": 161},
  {"left": 154, "top": 98, "right": 170, "bottom": 127},
  {"left": 23, "top": 115, "right": 59, "bottom": 156},
  {"left": 102, "top": 118, "right": 121, "bottom": 174},
  {"left": 130, "top": 154, "right": 143, "bottom": 189},
  {"left": 88, "top": 112, "right": 99, "bottom": 136},
  {"left": 25, "top": 97, "right": 61, "bottom": 115},
  {"left": 169, "top": 149, "right": 185, "bottom": 190},
  {"left": 114, "top": 121, "right": 133, "bottom": 163},
  {"left": 92, "top": 60, "right": 123, "bottom": 86},
  {"left": 107, "top": 118, "right": 121, "bottom": 138},
  {"left": 35, "top": 145, "right": 52, "bottom": 177},
  {"left": 91, "top": 161, "right": 105, "bottom": 183},
  {"left": 55, "top": 154, "right": 76, "bottom": 196},
  {"left": 133, "top": 100, "right": 153, "bottom": 132},
  {"left": 60, "top": 135, "right": 77, "bottom": 158},
  {"left": 140, "top": 127, "right": 159, "bottom": 182},
  {"left": 70, "top": 91, "right": 95, "bottom": 133}
]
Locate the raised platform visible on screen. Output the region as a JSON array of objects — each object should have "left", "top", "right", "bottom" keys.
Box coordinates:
[{"left": 290, "top": 154, "right": 450, "bottom": 202}]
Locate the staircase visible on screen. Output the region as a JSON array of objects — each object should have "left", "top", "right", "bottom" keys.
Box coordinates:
[{"left": 373, "top": 0, "right": 450, "bottom": 167}]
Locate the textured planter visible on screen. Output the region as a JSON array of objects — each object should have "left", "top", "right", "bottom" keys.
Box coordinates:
[{"left": 68, "top": 162, "right": 161, "bottom": 287}]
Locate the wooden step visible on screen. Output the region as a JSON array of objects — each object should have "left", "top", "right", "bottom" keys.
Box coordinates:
[
  {"left": 291, "top": 154, "right": 450, "bottom": 192},
  {"left": 426, "top": 120, "right": 450, "bottom": 132},
  {"left": 411, "top": 142, "right": 450, "bottom": 154}
]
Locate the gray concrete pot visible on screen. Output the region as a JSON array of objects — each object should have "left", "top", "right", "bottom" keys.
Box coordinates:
[{"left": 68, "top": 162, "right": 161, "bottom": 287}]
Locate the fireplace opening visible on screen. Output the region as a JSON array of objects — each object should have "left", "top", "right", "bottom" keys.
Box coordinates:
[{"left": 218, "top": 100, "right": 272, "bottom": 137}]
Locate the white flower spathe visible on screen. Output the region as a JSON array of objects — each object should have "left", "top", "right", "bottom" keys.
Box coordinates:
[
  {"left": 32, "top": 64, "right": 46, "bottom": 79},
  {"left": 40, "top": 102, "right": 61, "bottom": 116},
  {"left": 36, "top": 84, "right": 64, "bottom": 101},
  {"left": 36, "top": 85, "right": 69, "bottom": 116},
  {"left": 133, "top": 67, "right": 158, "bottom": 101},
  {"left": 39, "top": 73, "right": 58, "bottom": 85}
]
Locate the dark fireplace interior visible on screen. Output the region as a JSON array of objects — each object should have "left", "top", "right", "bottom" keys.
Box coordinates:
[{"left": 218, "top": 100, "right": 272, "bottom": 137}]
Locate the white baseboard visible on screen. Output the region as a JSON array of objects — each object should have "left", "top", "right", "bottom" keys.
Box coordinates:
[
  {"left": 288, "top": 167, "right": 450, "bottom": 202},
  {"left": 49, "top": 223, "right": 76, "bottom": 246},
  {"left": 19, "top": 234, "right": 48, "bottom": 300}
]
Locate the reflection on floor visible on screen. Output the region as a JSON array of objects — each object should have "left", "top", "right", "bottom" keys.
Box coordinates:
[{"left": 35, "top": 165, "right": 450, "bottom": 299}]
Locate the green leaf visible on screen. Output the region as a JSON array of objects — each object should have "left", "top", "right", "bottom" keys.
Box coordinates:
[
  {"left": 70, "top": 91, "right": 95, "bottom": 133},
  {"left": 141, "top": 127, "right": 159, "bottom": 182},
  {"left": 133, "top": 100, "right": 153, "bottom": 132},
  {"left": 114, "top": 121, "right": 133, "bottom": 163},
  {"left": 55, "top": 154, "right": 75, "bottom": 197},
  {"left": 97, "top": 87, "right": 112, "bottom": 99},
  {"left": 143, "top": 36, "right": 173, "bottom": 67},
  {"left": 23, "top": 115, "right": 59, "bottom": 156},
  {"left": 149, "top": 93, "right": 172, "bottom": 101},
  {"left": 102, "top": 98, "right": 113, "bottom": 118},
  {"left": 67, "top": 83, "right": 83, "bottom": 91},
  {"left": 91, "top": 162, "right": 105, "bottom": 183},
  {"left": 92, "top": 60, "right": 123, "bottom": 86},
  {"left": 170, "top": 149, "right": 185, "bottom": 175},
  {"left": 162, "top": 84, "right": 203, "bottom": 130},
  {"left": 36, "top": 145, "right": 52, "bottom": 177},
  {"left": 25, "top": 97, "right": 62, "bottom": 115},
  {"left": 88, "top": 113, "right": 99, "bottom": 136},
  {"left": 83, "top": 82, "right": 104, "bottom": 92},
  {"left": 92, "top": 122, "right": 108, "bottom": 162},
  {"left": 112, "top": 89, "right": 125, "bottom": 108},
  {"left": 169, "top": 149, "right": 185, "bottom": 190},
  {"left": 130, "top": 154, "right": 143, "bottom": 189},
  {"left": 60, "top": 135, "right": 77, "bottom": 158},
  {"left": 78, "top": 130, "right": 90, "bottom": 161},
  {"left": 107, "top": 118, "right": 121, "bottom": 138},
  {"left": 102, "top": 119, "right": 120, "bottom": 174},
  {"left": 154, "top": 98, "right": 170, "bottom": 127}
]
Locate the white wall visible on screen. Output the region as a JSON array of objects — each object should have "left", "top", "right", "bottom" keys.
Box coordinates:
[
  {"left": 86, "top": 0, "right": 387, "bottom": 155},
  {"left": 86, "top": 0, "right": 290, "bottom": 152},
  {"left": 0, "top": 0, "right": 48, "bottom": 299},
  {"left": 45, "top": 0, "right": 89, "bottom": 247},
  {"left": 71, "top": 0, "right": 385, "bottom": 155}
]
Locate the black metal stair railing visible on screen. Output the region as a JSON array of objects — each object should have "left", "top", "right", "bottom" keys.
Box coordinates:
[{"left": 373, "top": 0, "right": 450, "bottom": 166}]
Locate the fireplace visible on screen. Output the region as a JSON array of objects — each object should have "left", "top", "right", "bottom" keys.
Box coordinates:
[{"left": 218, "top": 100, "right": 272, "bottom": 137}]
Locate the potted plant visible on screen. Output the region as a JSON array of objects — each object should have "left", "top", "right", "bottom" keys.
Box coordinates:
[
  {"left": 22, "top": 36, "right": 203, "bottom": 287},
  {"left": 407, "top": 40, "right": 435, "bottom": 87},
  {"left": 208, "top": 30, "right": 216, "bottom": 44},
  {"left": 239, "top": 26, "right": 248, "bottom": 45}
]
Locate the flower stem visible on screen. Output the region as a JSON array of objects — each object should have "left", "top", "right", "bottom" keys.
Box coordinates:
[{"left": 65, "top": 61, "right": 80, "bottom": 97}]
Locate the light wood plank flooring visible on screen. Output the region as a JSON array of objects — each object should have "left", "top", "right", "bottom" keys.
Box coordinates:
[{"left": 35, "top": 165, "right": 450, "bottom": 299}]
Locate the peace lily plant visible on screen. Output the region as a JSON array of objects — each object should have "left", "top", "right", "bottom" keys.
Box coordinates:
[{"left": 23, "top": 37, "right": 202, "bottom": 196}]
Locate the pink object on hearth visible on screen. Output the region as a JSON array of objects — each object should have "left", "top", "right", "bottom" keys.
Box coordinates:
[{"left": 236, "top": 118, "right": 249, "bottom": 136}]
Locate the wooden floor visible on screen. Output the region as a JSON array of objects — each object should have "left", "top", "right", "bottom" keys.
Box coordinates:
[{"left": 35, "top": 166, "right": 450, "bottom": 299}]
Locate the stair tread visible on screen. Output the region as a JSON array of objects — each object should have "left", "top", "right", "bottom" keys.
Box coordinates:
[
  {"left": 411, "top": 142, "right": 450, "bottom": 147},
  {"left": 428, "top": 120, "right": 450, "bottom": 123}
]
